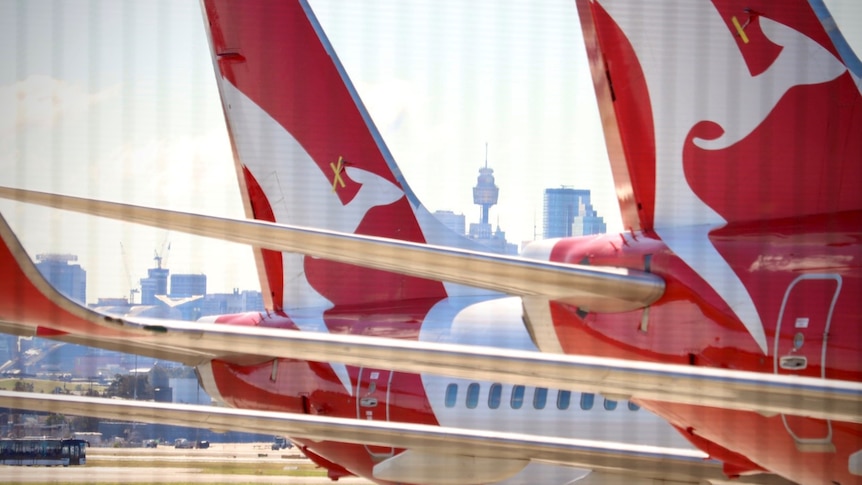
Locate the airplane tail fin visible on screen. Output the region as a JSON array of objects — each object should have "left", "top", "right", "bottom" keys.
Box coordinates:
[
  {"left": 576, "top": 0, "right": 862, "bottom": 232},
  {"left": 201, "top": 1, "right": 488, "bottom": 311}
]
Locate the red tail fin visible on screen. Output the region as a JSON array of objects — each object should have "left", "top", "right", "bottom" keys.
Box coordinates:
[
  {"left": 577, "top": 0, "right": 862, "bottom": 232},
  {"left": 201, "top": 1, "right": 486, "bottom": 311}
]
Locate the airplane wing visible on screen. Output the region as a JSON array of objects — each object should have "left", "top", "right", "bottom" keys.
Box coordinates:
[
  {"left": 0, "top": 186, "right": 663, "bottom": 313},
  {"left": 1, "top": 199, "right": 859, "bottom": 425},
  {"left": 0, "top": 390, "right": 791, "bottom": 485}
]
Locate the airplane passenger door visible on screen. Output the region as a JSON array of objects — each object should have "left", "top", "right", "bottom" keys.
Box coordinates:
[
  {"left": 773, "top": 274, "right": 841, "bottom": 452},
  {"left": 356, "top": 367, "right": 394, "bottom": 458}
]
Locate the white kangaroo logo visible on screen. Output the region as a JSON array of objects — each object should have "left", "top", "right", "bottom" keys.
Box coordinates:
[
  {"left": 221, "top": 81, "right": 404, "bottom": 393},
  {"left": 602, "top": 0, "right": 846, "bottom": 353}
]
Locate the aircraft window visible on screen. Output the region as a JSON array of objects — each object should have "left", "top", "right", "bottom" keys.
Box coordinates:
[
  {"left": 511, "top": 385, "right": 525, "bottom": 409},
  {"left": 488, "top": 383, "right": 502, "bottom": 409},
  {"left": 628, "top": 401, "right": 640, "bottom": 411},
  {"left": 533, "top": 387, "right": 548, "bottom": 409},
  {"left": 466, "top": 383, "right": 480, "bottom": 409},
  {"left": 603, "top": 398, "right": 618, "bottom": 411},
  {"left": 557, "top": 390, "right": 571, "bottom": 410},
  {"left": 580, "top": 393, "right": 594, "bottom": 410},
  {"left": 444, "top": 384, "right": 458, "bottom": 408}
]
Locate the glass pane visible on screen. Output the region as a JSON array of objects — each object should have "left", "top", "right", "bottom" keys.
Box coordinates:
[
  {"left": 488, "top": 383, "right": 502, "bottom": 409},
  {"left": 556, "top": 390, "right": 571, "bottom": 410},
  {"left": 444, "top": 383, "right": 458, "bottom": 408},
  {"left": 533, "top": 388, "right": 548, "bottom": 409},
  {"left": 511, "top": 385, "right": 525, "bottom": 409},
  {"left": 466, "top": 383, "right": 480, "bottom": 409}
]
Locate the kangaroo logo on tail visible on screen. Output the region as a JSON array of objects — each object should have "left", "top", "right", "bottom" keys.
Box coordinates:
[{"left": 601, "top": 0, "right": 849, "bottom": 353}]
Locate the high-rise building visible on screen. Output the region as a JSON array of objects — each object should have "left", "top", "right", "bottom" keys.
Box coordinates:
[
  {"left": 543, "top": 187, "right": 606, "bottom": 238},
  {"left": 240, "top": 290, "right": 264, "bottom": 312},
  {"left": 433, "top": 210, "right": 466, "bottom": 236},
  {"left": 200, "top": 289, "right": 264, "bottom": 317},
  {"left": 200, "top": 293, "right": 233, "bottom": 317},
  {"left": 140, "top": 267, "right": 169, "bottom": 305},
  {"left": 572, "top": 213, "right": 608, "bottom": 237},
  {"left": 170, "top": 274, "right": 207, "bottom": 298},
  {"left": 35, "top": 253, "right": 87, "bottom": 303}
]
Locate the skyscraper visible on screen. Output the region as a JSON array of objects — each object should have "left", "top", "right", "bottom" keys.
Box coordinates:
[
  {"left": 35, "top": 253, "right": 87, "bottom": 304},
  {"left": 543, "top": 187, "right": 606, "bottom": 239},
  {"left": 170, "top": 274, "right": 207, "bottom": 298},
  {"left": 140, "top": 267, "right": 169, "bottom": 305},
  {"left": 433, "top": 210, "right": 466, "bottom": 236}
]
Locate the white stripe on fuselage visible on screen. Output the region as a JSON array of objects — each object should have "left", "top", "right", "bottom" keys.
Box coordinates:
[
  {"left": 418, "top": 296, "right": 694, "bottom": 449},
  {"left": 422, "top": 377, "right": 693, "bottom": 448},
  {"left": 197, "top": 295, "right": 694, "bottom": 450}
]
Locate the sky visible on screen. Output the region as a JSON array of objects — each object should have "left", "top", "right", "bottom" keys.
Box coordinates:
[{"left": 0, "top": 0, "right": 860, "bottom": 304}]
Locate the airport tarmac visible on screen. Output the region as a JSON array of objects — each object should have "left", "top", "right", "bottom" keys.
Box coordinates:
[{"left": 1, "top": 442, "right": 374, "bottom": 484}]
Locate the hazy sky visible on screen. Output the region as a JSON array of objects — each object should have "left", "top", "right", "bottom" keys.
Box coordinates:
[{"left": 0, "top": 0, "right": 860, "bottom": 303}]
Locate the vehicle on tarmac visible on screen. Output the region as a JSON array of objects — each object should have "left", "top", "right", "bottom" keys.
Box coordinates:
[
  {"left": 272, "top": 436, "right": 290, "bottom": 450},
  {"left": 0, "top": 437, "right": 87, "bottom": 466},
  {"left": 173, "top": 438, "right": 194, "bottom": 449}
]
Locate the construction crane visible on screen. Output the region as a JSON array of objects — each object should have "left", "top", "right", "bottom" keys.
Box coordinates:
[
  {"left": 119, "top": 242, "right": 140, "bottom": 305},
  {"left": 153, "top": 234, "right": 171, "bottom": 270}
]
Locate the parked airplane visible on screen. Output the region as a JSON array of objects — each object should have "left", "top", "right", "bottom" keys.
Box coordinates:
[
  {"left": 0, "top": 0, "right": 860, "bottom": 484},
  {"left": 523, "top": 1, "right": 862, "bottom": 483},
  {"left": 0, "top": 276, "right": 714, "bottom": 484},
  {"left": 0, "top": 1, "right": 748, "bottom": 483},
  {"left": 0, "top": 2, "right": 752, "bottom": 482}
]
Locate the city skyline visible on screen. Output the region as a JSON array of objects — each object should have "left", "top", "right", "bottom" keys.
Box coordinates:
[
  {"left": 31, "top": 181, "right": 605, "bottom": 305},
  {"left": 34, "top": 249, "right": 264, "bottom": 310},
  {"left": 1, "top": 0, "right": 860, "bottom": 301},
  {"left": 0, "top": 0, "right": 615, "bottom": 301}
]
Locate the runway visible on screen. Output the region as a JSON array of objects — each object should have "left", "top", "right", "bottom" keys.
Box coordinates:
[{"left": 1, "top": 442, "right": 374, "bottom": 484}]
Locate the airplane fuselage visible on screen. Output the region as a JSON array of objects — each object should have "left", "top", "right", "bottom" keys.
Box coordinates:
[
  {"left": 197, "top": 298, "right": 697, "bottom": 484},
  {"left": 526, "top": 211, "right": 862, "bottom": 483},
  {"left": 192, "top": 209, "right": 861, "bottom": 484}
]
